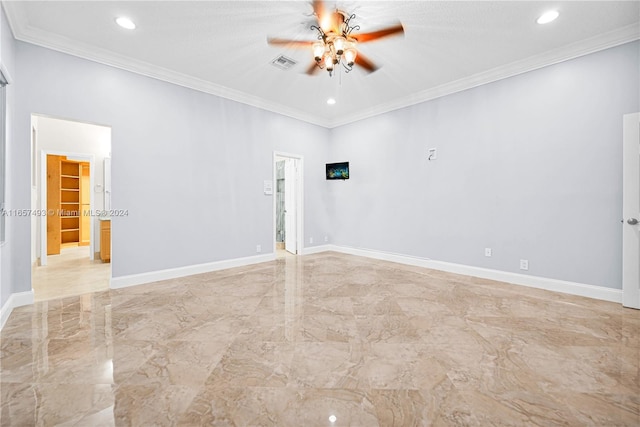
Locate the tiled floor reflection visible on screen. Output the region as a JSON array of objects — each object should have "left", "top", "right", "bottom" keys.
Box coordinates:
[
  {"left": 2, "top": 252, "right": 639, "bottom": 426},
  {"left": 32, "top": 245, "right": 110, "bottom": 302}
]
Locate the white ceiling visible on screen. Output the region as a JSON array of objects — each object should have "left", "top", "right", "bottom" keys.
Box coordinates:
[{"left": 4, "top": 1, "right": 639, "bottom": 128}]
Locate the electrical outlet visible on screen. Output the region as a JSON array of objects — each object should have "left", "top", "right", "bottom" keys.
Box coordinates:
[
  {"left": 520, "top": 259, "right": 529, "bottom": 271},
  {"left": 428, "top": 148, "right": 437, "bottom": 161},
  {"left": 485, "top": 248, "right": 492, "bottom": 257},
  {"left": 309, "top": 237, "right": 314, "bottom": 244},
  {"left": 256, "top": 244, "right": 261, "bottom": 253},
  {"left": 324, "top": 235, "right": 329, "bottom": 242}
]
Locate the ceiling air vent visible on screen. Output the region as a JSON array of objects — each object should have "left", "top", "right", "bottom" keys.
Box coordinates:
[{"left": 271, "top": 55, "right": 297, "bottom": 70}]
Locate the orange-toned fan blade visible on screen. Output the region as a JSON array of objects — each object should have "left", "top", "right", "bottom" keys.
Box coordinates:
[
  {"left": 352, "top": 23, "right": 404, "bottom": 43},
  {"left": 313, "top": 0, "right": 330, "bottom": 32},
  {"left": 306, "top": 61, "right": 322, "bottom": 75},
  {"left": 267, "top": 38, "right": 314, "bottom": 48},
  {"left": 355, "top": 53, "right": 378, "bottom": 73}
]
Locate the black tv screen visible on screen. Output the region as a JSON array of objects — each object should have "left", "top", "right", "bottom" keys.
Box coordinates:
[{"left": 326, "top": 162, "right": 349, "bottom": 180}]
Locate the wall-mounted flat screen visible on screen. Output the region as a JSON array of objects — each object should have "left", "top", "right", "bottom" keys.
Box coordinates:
[{"left": 326, "top": 162, "right": 349, "bottom": 180}]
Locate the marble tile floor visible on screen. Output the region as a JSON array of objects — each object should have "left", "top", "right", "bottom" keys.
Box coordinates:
[
  {"left": 2, "top": 252, "right": 638, "bottom": 426},
  {"left": 32, "top": 246, "right": 111, "bottom": 302}
]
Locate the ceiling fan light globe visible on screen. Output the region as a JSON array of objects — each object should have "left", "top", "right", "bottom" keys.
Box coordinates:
[
  {"left": 324, "top": 55, "right": 334, "bottom": 71},
  {"left": 312, "top": 42, "right": 325, "bottom": 62},
  {"left": 333, "top": 36, "right": 346, "bottom": 55},
  {"left": 344, "top": 48, "right": 357, "bottom": 66}
]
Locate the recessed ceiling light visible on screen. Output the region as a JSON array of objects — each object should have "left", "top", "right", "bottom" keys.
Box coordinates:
[
  {"left": 327, "top": 98, "right": 336, "bottom": 105},
  {"left": 116, "top": 17, "right": 136, "bottom": 30},
  {"left": 537, "top": 10, "right": 559, "bottom": 25}
]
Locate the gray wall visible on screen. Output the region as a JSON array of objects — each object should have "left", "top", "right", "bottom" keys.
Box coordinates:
[
  {"left": 328, "top": 41, "right": 640, "bottom": 289},
  {"left": 12, "top": 41, "right": 332, "bottom": 293},
  {"left": 0, "top": 7, "right": 16, "bottom": 309},
  {"left": 4, "top": 24, "right": 638, "bottom": 303}
]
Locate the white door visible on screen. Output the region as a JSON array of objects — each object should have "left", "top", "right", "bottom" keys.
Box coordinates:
[
  {"left": 284, "top": 159, "right": 297, "bottom": 254},
  {"left": 622, "top": 112, "right": 640, "bottom": 309}
]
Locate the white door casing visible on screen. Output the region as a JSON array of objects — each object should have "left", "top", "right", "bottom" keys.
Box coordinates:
[
  {"left": 39, "top": 150, "right": 96, "bottom": 266},
  {"left": 622, "top": 112, "right": 640, "bottom": 309},
  {"left": 274, "top": 152, "right": 303, "bottom": 256},
  {"left": 284, "top": 159, "right": 297, "bottom": 254}
]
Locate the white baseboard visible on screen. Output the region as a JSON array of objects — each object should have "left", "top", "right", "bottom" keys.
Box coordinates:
[
  {"left": 303, "top": 244, "right": 333, "bottom": 255},
  {"left": 0, "top": 290, "right": 35, "bottom": 330},
  {"left": 111, "top": 244, "right": 623, "bottom": 304},
  {"left": 110, "top": 253, "right": 276, "bottom": 290},
  {"left": 326, "top": 245, "right": 623, "bottom": 304}
]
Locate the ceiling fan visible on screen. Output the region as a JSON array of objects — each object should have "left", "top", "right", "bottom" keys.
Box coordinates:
[{"left": 268, "top": 0, "right": 404, "bottom": 76}]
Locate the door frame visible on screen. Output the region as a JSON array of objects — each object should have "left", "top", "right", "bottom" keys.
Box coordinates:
[
  {"left": 39, "top": 150, "right": 96, "bottom": 266},
  {"left": 622, "top": 112, "right": 640, "bottom": 309},
  {"left": 273, "top": 151, "right": 304, "bottom": 255}
]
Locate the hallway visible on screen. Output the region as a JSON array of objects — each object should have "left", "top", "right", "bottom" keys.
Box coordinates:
[{"left": 32, "top": 246, "right": 110, "bottom": 301}]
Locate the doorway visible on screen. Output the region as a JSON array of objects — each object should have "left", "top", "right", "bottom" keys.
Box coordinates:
[
  {"left": 274, "top": 152, "right": 303, "bottom": 256},
  {"left": 31, "top": 115, "right": 112, "bottom": 301}
]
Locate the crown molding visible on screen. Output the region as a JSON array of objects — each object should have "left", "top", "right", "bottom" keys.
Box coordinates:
[
  {"left": 326, "top": 23, "right": 640, "bottom": 128},
  {"left": 4, "top": 1, "right": 638, "bottom": 130},
  {"left": 3, "top": 2, "right": 332, "bottom": 128}
]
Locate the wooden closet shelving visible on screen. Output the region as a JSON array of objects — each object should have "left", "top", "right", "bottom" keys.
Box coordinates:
[
  {"left": 47, "top": 155, "right": 90, "bottom": 255},
  {"left": 60, "top": 161, "right": 81, "bottom": 246}
]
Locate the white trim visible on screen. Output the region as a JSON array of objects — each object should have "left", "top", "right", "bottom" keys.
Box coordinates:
[
  {"left": 0, "top": 290, "right": 34, "bottom": 330},
  {"left": 273, "top": 151, "right": 304, "bottom": 256},
  {"left": 4, "top": 17, "right": 330, "bottom": 128},
  {"left": 0, "top": 60, "right": 14, "bottom": 86},
  {"left": 321, "top": 245, "right": 623, "bottom": 304},
  {"left": 39, "top": 149, "right": 96, "bottom": 265},
  {"left": 303, "top": 244, "right": 333, "bottom": 255},
  {"left": 5, "top": 2, "right": 638, "bottom": 129},
  {"left": 110, "top": 253, "right": 276, "bottom": 290},
  {"left": 328, "top": 24, "right": 640, "bottom": 128}
]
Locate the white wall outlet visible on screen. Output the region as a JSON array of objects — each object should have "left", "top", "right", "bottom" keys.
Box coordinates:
[
  {"left": 256, "top": 244, "right": 261, "bottom": 253},
  {"left": 428, "top": 148, "right": 437, "bottom": 161},
  {"left": 309, "top": 237, "right": 314, "bottom": 244},
  {"left": 485, "top": 248, "right": 492, "bottom": 257},
  {"left": 324, "top": 235, "right": 329, "bottom": 242},
  {"left": 520, "top": 259, "right": 529, "bottom": 270}
]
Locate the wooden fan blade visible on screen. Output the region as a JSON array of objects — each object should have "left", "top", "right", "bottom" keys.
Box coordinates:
[
  {"left": 313, "top": 0, "right": 330, "bottom": 32},
  {"left": 312, "top": 0, "right": 326, "bottom": 21},
  {"left": 355, "top": 53, "right": 378, "bottom": 73},
  {"left": 267, "top": 38, "right": 314, "bottom": 48},
  {"left": 352, "top": 23, "right": 404, "bottom": 43},
  {"left": 306, "top": 61, "right": 322, "bottom": 75}
]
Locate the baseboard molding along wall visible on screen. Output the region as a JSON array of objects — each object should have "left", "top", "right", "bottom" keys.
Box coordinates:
[
  {"left": 326, "top": 245, "right": 623, "bottom": 304},
  {"left": 112, "top": 244, "right": 622, "bottom": 303},
  {"left": 1, "top": 243, "right": 621, "bottom": 331},
  {"left": 111, "top": 253, "right": 276, "bottom": 289},
  {"left": 303, "top": 244, "right": 334, "bottom": 255},
  {"left": 1, "top": 290, "right": 35, "bottom": 330}
]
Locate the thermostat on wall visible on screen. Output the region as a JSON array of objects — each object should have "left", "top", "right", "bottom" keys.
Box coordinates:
[{"left": 263, "top": 180, "right": 273, "bottom": 195}]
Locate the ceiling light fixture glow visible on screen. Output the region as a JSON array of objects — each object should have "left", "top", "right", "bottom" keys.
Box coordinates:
[
  {"left": 310, "top": 11, "right": 358, "bottom": 77},
  {"left": 267, "top": 1, "right": 404, "bottom": 78},
  {"left": 327, "top": 98, "right": 336, "bottom": 105},
  {"left": 116, "top": 16, "right": 136, "bottom": 30},
  {"left": 537, "top": 10, "right": 559, "bottom": 25}
]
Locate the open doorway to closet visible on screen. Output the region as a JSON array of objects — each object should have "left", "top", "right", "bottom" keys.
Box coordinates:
[
  {"left": 31, "top": 115, "right": 112, "bottom": 301},
  {"left": 274, "top": 152, "right": 303, "bottom": 257}
]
